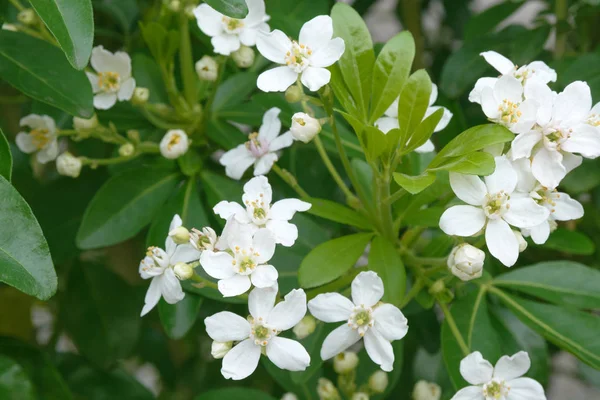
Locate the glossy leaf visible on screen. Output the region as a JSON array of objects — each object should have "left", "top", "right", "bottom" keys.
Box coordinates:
[
  {"left": 0, "top": 355, "right": 35, "bottom": 400},
  {"left": 212, "top": 72, "right": 258, "bottom": 111},
  {"left": 464, "top": 1, "right": 525, "bottom": 40},
  {"left": 361, "top": 126, "right": 387, "bottom": 161},
  {"left": 0, "top": 128, "right": 11, "bottom": 181},
  {"left": 393, "top": 172, "right": 436, "bottom": 194},
  {"left": 539, "top": 229, "right": 595, "bottom": 255},
  {"left": 29, "top": 0, "right": 94, "bottom": 69},
  {"left": 403, "top": 108, "right": 443, "bottom": 154},
  {"left": 158, "top": 295, "right": 203, "bottom": 340},
  {"left": 201, "top": 170, "right": 243, "bottom": 217},
  {"left": 430, "top": 152, "right": 496, "bottom": 175},
  {"left": 77, "top": 167, "right": 180, "bottom": 249},
  {"left": 298, "top": 233, "right": 374, "bottom": 288},
  {"left": 196, "top": 388, "right": 276, "bottom": 400},
  {"left": 132, "top": 53, "right": 169, "bottom": 103},
  {"left": 289, "top": 322, "right": 335, "bottom": 385},
  {"left": 204, "top": 0, "right": 249, "bottom": 18},
  {"left": 0, "top": 31, "right": 93, "bottom": 118},
  {"left": 397, "top": 70, "right": 432, "bottom": 146},
  {"left": 307, "top": 197, "right": 372, "bottom": 230},
  {"left": 368, "top": 236, "right": 406, "bottom": 306}
]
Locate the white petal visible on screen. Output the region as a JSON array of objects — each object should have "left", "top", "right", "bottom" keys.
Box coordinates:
[
  {"left": 205, "top": 311, "right": 251, "bottom": 342},
  {"left": 218, "top": 274, "right": 251, "bottom": 297},
  {"left": 243, "top": 175, "right": 272, "bottom": 203},
  {"left": 372, "top": 304, "right": 408, "bottom": 341},
  {"left": 450, "top": 386, "right": 485, "bottom": 400},
  {"left": 169, "top": 214, "right": 182, "bottom": 231},
  {"left": 141, "top": 277, "right": 161, "bottom": 316},
  {"left": 531, "top": 147, "right": 565, "bottom": 189},
  {"left": 91, "top": 46, "right": 131, "bottom": 77},
  {"left": 193, "top": 4, "right": 224, "bottom": 37},
  {"left": 159, "top": 268, "right": 185, "bottom": 304},
  {"left": 486, "top": 218, "right": 519, "bottom": 267},
  {"left": 36, "top": 140, "right": 58, "bottom": 164},
  {"left": 439, "top": 205, "right": 486, "bottom": 236},
  {"left": 139, "top": 256, "right": 164, "bottom": 279},
  {"left": 258, "top": 107, "right": 282, "bottom": 142},
  {"left": 510, "top": 131, "right": 542, "bottom": 160},
  {"left": 524, "top": 81, "right": 553, "bottom": 126},
  {"left": 265, "top": 220, "right": 298, "bottom": 247},
  {"left": 364, "top": 328, "right": 395, "bottom": 372},
  {"left": 200, "top": 251, "right": 236, "bottom": 279},
  {"left": 561, "top": 124, "right": 600, "bottom": 158},
  {"left": 428, "top": 105, "right": 453, "bottom": 132},
  {"left": 375, "top": 117, "right": 399, "bottom": 134},
  {"left": 242, "top": 0, "right": 267, "bottom": 26},
  {"left": 450, "top": 173, "right": 487, "bottom": 206},
  {"left": 493, "top": 351, "right": 530, "bottom": 381},
  {"left": 299, "top": 15, "right": 333, "bottom": 51},
  {"left": 257, "top": 66, "right": 298, "bottom": 92},
  {"left": 529, "top": 222, "right": 550, "bottom": 245},
  {"left": 249, "top": 285, "right": 277, "bottom": 320},
  {"left": 256, "top": 29, "right": 291, "bottom": 64},
  {"left": 485, "top": 156, "right": 517, "bottom": 194},
  {"left": 212, "top": 34, "right": 241, "bottom": 56},
  {"left": 415, "top": 139, "right": 435, "bottom": 153},
  {"left": 266, "top": 337, "right": 310, "bottom": 371},
  {"left": 308, "top": 293, "right": 354, "bottom": 323},
  {"left": 561, "top": 152, "right": 582, "bottom": 174},
  {"left": 506, "top": 377, "right": 546, "bottom": 400},
  {"left": 469, "top": 77, "right": 497, "bottom": 104},
  {"left": 503, "top": 196, "right": 549, "bottom": 229},
  {"left": 320, "top": 323, "right": 361, "bottom": 360},
  {"left": 117, "top": 77, "right": 136, "bottom": 101},
  {"left": 268, "top": 131, "right": 294, "bottom": 151},
  {"left": 250, "top": 264, "right": 278, "bottom": 288},
  {"left": 459, "top": 351, "right": 494, "bottom": 385},
  {"left": 270, "top": 199, "right": 311, "bottom": 220},
  {"left": 351, "top": 271, "right": 384, "bottom": 308},
  {"left": 512, "top": 99, "right": 538, "bottom": 134},
  {"left": 552, "top": 192, "right": 583, "bottom": 220},
  {"left": 252, "top": 228, "right": 276, "bottom": 263},
  {"left": 481, "top": 87, "right": 500, "bottom": 119},
  {"left": 213, "top": 201, "right": 249, "bottom": 223},
  {"left": 221, "top": 338, "right": 261, "bottom": 380},
  {"left": 171, "top": 244, "right": 201, "bottom": 264},
  {"left": 481, "top": 51, "right": 515, "bottom": 75},
  {"left": 15, "top": 133, "right": 36, "bottom": 154},
  {"left": 220, "top": 145, "right": 255, "bottom": 180},
  {"left": 310, "top": 37, "right": 345, "bottom": 68},
  {"left": 430, "top": 83, "right": 439, "bottom": 105},
  {"left": 20, "top": 114, "right": 49, "bottom": 130},
  {"left": 239, "top": 26, "right": 260, "bottom": 47},
  {"left": 93, "top": 92, "right": 118, "bottom": 110},
  {"left": 268, "top": 289, "right": 307, "bottom": 331},
  {"left": 253, "top": 153, "right": 278, "bottom": 176},
  {"left": 494, "top": 75, "right": 523, "bottom": 104},
  {"left": 86, "top": 72, "right": 100, "bottom": 93},
  {"left": 553, "top": 81, "right": 592, "bottom": 125},
  {"left": 300, "top": 67, "right": 331, "bottom": 92}
]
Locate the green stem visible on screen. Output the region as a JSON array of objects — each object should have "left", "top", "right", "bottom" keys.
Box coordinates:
[
  {"left": 378, "top": 165, "right": 395, "bottom": 240},
  {"left": 554, "top": 0, "right": 568, "bottom": 59},
  {"left": 439, "top": 302, "right": 470, "bottom": 356},
  {"left": 313, "top": 135, "right": 356, "bottom": 203},
  {"left": 179, "top": 10, "right": 198, "bottom": 107},
  {"left": 398, "top": 0, "right": 425, "bottom": 69},
  {"left": 8, "top": 0, "right": 24, "bottom": 11},
  {"left": 271, "top": 164, "right": 310, "bottom": 198},
  {"left": 399, "top": 279, "right": 423, "bottom": 308},
  {"left": 139, "top": 107, "right": 187, "bottom": 130},
  {"left": 80, "top": 154, "right": 140, "bottom": 166},
  {"left": 384, "top": 187, "right": 407, "bottom": 205}
]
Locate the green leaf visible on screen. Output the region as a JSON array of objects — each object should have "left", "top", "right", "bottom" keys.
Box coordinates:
[
  {"left": 0, "top": 128, "right": 12, "bottom": 181},
  {"left": 369, "top": 31, "right": 415, "bottom": 122},
  {"left": 464, "top": 1, "right": 525, "bottom": 40},
  {"left": 207, "top": 119, "right": 246, "bottom": 150},
  {"left": 393, "top": 172, "right": 436, "bottom": 194},
  {"left": 204, "top": 0, "right": 248, "bottom": 18},
  {"left": 289, "top": 322, "right": 335, "bottom": 385},
  {"left": 0, "top": 355, "right": 35, "bottom": 400},
  {"left": 139, "top": 22, "right": 179, "bottom": 63},
  {"left": 201, "top": 170, "right": 243, "bottom": 219},
  {"left": 351, "top": 158, "right": 374, "bottom": 204},
  {"left": 196, "top": 388, "right": 276, "bottom": 400},
  {"left": 0, "top": 31, "right": 93, "bottom": 118},
  {"left": 0, "top": 176, "right": 56, "bottom": 300},
  {"left": 493, "top": 261, "right": 600, "bottom": 309},
  {"left": 330, "top": 65, "right": 360, "bottom": 116},
  {"left": 212, "top": 72, "right": 258, "bottom": 111},
  {"left": 430, "top": 152, "right": 496, "bottom": 175},
  {"left": 361, "top": 126, "right": 387, "bottom": 161},
  {"left": 29, "top": 0, "right": 94, "bottom": 69},
  {"left": 402, "top": 107, "right": 443, "bottom": 154},
  {"left": 537, "top": 229, "right": 596, "bottom": 255},
  {"left": 307, "top": 197, "right": 372, "bottom": 230},
  {"left": 492, "top": 289, "right": 600, "bottom": 369},
  {"left": 331, "top": 2, "right": 374, "bottom": 119},
  {"left": 158, "top": 294, "right": 203, "bottom": 340},
  {"left": 397, "top": 69, "right": 432, "bottom": 146},
  {"left": 368, "top": 236, "right": 406, "bottom": 306},
  {"left": 439, "top": 40, "right": 492, "bottom": 99},
  {"left": 77, "top": 167, "right": 180, "bottom": 249},
  {"left": 402, "top": 206, "right": 444, "bottom": 227},
  {"left": 132, "top": 53, "right": 169, "bottom": 103},
  {"left": 298, "top": 233, "right": 374, "bottom": 288}
]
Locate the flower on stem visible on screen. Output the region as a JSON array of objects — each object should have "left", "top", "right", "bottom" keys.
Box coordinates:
[
  {"left": 290, "top": 112, "right": 322, "bottom": 143},
  {"left": 219, "top": 107, "right": 293, "bottom": 179},
  {"left": 451, "top": 351, "right": 546, "bottom": 400},
  {"left": 86, "top": 46, "right": 136, "bottom": 110},
  {"left": 16, "top": 114, "right": 58, "bottom": 164},
  {"left": 256, "top": 15, "right": 345, "bottom": 92},
  {"left": 159, "top": 129, "right": 189, "bottom": 159},
  {"left": 204, "top": 285, "right": 310, "bottom": 380},
  {"left": 139, "top": 215, "right": 201, "bottom": 316},
  {"left": 214, "top": 175, "right": 311, "bottom": 247},
  {"left": 189, "top": 227, "right": 218, "bottom": 252},
  {"left": 56, "top": 152, "right": 82, "bottom": 178},
  {"left": 308, "top": 271, "right": 408, "bottom": 372},
  {"left": 193, "top": 0, "right": 269, "bottom": 56},
  {"left": 195, "top": 55, "right": 219, "bottom": 81},
  {"left": 447, "top": 244, "right": 485, "bottom": 282}
]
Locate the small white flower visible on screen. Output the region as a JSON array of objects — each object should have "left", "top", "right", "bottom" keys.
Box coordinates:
[
  {"left": 369, "top": 370, "right": 389, "bottom": 394},
  {"left": 204, "top": 286, "right": 310, "bottom": 380},
  {"left": 232, "top": 45, "right": 256, "bottom": 68},
  {"left": 290, "top": 112, "right": 321, "bottom": 143},
  {"left": 86, "top": 46, "right": 136, "bottom": 110},
  {"left": 211, "top": 341, "right": 232, "bottom": 359},
  {"left": 139, "top": 215, "right": 201, "bottom": 316},
  {"left": 2, "top": 23, "right": 18, "bottom": 32},
  {"left": 132, "top": 87, "right": 150, "bottom": 105},
  {"left": 293, "top": 315, "right": 317, "bottom": 339},
  {"left": 256, "top": 15, "right": 345, "bottom": 92},
  {"left": 413, "top": 380, "right": 441, "bottom": 400},
  {"left": 219, "top": 107, "right": 293, "bottom": 179},
  {"left": 73, "top": 114, "right": 99, "bottom": 131},
  {"left": 447, "top": 244, "right": 485, "bottom": 282},
  {"left": 375, "top": 83, "right": 453, "bottom": 153},
  {"left": 56, "top": 152, "right": 82, "bottom": 178},
  {"left": 439, "top": 156, "right": 549, "bottom": 267},
  {"left": 195, "top": 55, "right": 219, "bottom": 81},
  {"left": 160, "top": 129, "right": 189, "bottom": 159},
  {"left": 16, "top": 114, "right": 59, "bottom": 164},
  {"left": 189, "top": 227, "right": 218, "bottom": 252},
  {"left": 214, "top": 175, "right": 311, "bottom": 246},
  {"left": 451, "top": 351, "right": 546, "bottom": 400},
  {"left": 193, "top": 0, "right": 269, "bottom": 56},
  {"left": 308, "top": 271, "right": 408, "bottom": 372},
  {"left": 317, "top": 378, "right": 340, "bottom": 399}
]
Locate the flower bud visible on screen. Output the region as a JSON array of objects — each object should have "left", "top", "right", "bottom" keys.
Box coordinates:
[
  {"left": 169, "top": 226, "right": 191, "bottom": 244},
  {"left": 56, "top": 152, "right": 82, "bottom": 178},
  {"left": 231, "top": 45, "right": 255, "bottom": 68},
  {"left": 160, "top": 129, "right": 189, "bottom": 159},
  {"left": 285, "top": 85, "right": 303, "bottom": 103},
  {"left": 291, "top": 112, "right": 321, "bottom": 143},
  {"left": 184, "top": 4, "right": 196, "bottom": 18},
  {"left": 18, "top": 9, "right": 36, "bottom": 25},
  {"left": 317, "top": 378, "right": 340, "bottom": 400},
  {"left": 127, "top": 130, "right": 140, "bottom": 143},
  {"left": 167, "top": 0, "right": 180, "bottom": 12},
  {"left": 333, "top": 351, "right": 359, "bottom": 374},
  {"left": 513, "top": 230, "right": 527, "bottom": 252},
  {"left": 281, "top": 394, "right": 298, "bottom": 400},
  {"left": 351, "top": 394, "right": 369, "bottom": 400},
  {"left": 368, "top": 370, "right": 388, "bottom": 393},
  {"left": 132, "top": 87, "right": 150, "bottom": 105},
  {"left": 119, "top": 143, "right": 135, "bottom": 157},
  {"left": 447, "top": 243, "right": 485, "bottom": 282},
  {"left": 173, "top": 262, "right": 194, "bottom": 280},
  {"left": 412, "top": 380, "right": 441, "bottom": 400},
  {"left": 293, "top": 315, "right": 316, "bottom": 339},
  {"left": 2, "top": 23, "right": 18, "bottom": 32},
  {"left": 73, "top": 114, "right": 99, "bottom": 131},
  {"left": 211, "top": 341, "right": 232, "bottom": 359},
  {"left": 195, "top": 56, "right": 218, "bottom": 81}
]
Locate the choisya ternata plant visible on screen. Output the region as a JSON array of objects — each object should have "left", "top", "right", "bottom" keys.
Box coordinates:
[{"left": 1, "top": 0, "right": 600, "bottom": 399}]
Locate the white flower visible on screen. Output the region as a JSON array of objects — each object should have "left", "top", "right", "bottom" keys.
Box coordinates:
[
  {"left": 512, "top": 158, "right": 584, "bottom": 244},
  {"left": 189, "top": 227, "right": 218, "bottom": 252},
  {"left": 375, "top": 83, "right": 453, "bottom": 153},
  {"left": 193, "top": 0, "right": 269, "bottom": 56},
  {"left": 256, "top": 15, "right": 345, "bottom": 92},
  {"left": 139, "top": 215, "right": 201, "bottom": 316},
  {"left": 211, "top": 341, "right": 232, "bottom": 359},
  {"left": 214, "top": 175, "right": 311, "bottom": 246},
  {"left": 290, "top": 112, "right": 321, "bottom": 143},
  {"left": 510, "top": 81, "right": 600, "bottom": 188},
  {"left": 451, "top": 351, "right": 546, "bottom": 400},
  {"left": 413, "top": 380, "right": 441, "bottom": 400},
  {"left": 160, "top": 129, "right": 189, "bottom": 159},
  {"left": 308, "top": 271, "right": 408, "bottom": 372},
  {"left": 369, "top": 370, "right": 389, "bottom": 394},
  {"left": 16, "top": 114, "right": 59, "bottom": 164},
  {"left": 204, "top": 286, "right": 310, "bottom": 380},
  {"left": 195, "top": 55, "right": 219, "bottom": 81},
  {"left": 86, "top": 46, "right": 136, "bottom": 110},
  {"left": 219, "top": 107, "right": 293, "bottom": 179},
  {"left": 439, "top": 156, "right": 549, "bottom": 267},
  {"left": 56, "top": 152, "right": 82, "bottom": 178},
  {"left": 469, "top": 51, "right": 557, "bottom": 103},
  {"left": 333, "top": 352, "right": 359, "bottom": 374},
  {"left": 447, "top": 244, "right": 485, "bottom": 282},
  {"left": 73, "top": 114, "right": 98, "bottom": 131},
  {"left": 132, "top": 87, "right": 150, "bottom": 104}
]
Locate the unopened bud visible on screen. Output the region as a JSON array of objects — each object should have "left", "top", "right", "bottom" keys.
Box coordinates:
[
  {"left": 127, "top": 130, "right": 140, "bottom": 143},
  {"left": 513, "top": 230, "right": 527, "bottom": 252},
  {"left": 351, "top": 394, "right": 369, "bottom": 400},
  {"left": 429, "top": 279, "right": 446, "bottom": 295},
  {"left": 231, "top": 45, "right": 255, "bottom": 68},
  {"left": 195, "top": 56, "right": 218, "bottom": 81},
  {"left": 160, "top": 129, "right": 189, "bottom": 159},
  {"left": 548, "top": 219, "right": 558, "bottom": 233},
  {"left": 317, "top": 378, "right": 340, "bottom": 400},
  {"left": 119, "top": 143, "right": 135, "bottom": 157},
  {"left": 167, "top": 0, "right": 180, "bottom": 12},
  {"left": 173, "top": 262, "right": 194, "bottom": 280},
  {"left": 293, "top": 315, "right": 316, "bottom": 339},
  {"left": 169, "top": 226, "right": 190, "bottom": 244},
  {"left": 412, "top": 380, "right": 441, "bottom": 400},
  {"left": 285, "top": 85, "right": 303, "bottom": 103},
  {"left": 2, "top": 23, "right": 18, "bottom": 32},
  {"left": 132, "top": 87, "right": 149, "bottom": 105},
  {"left": 333, "top": 352, "right": 359, "bottom": 374},
  {"left": 73, "top": 114, "right": 98, "bottom": 131},
  {"left": 369, "top": 370, "right": 388, "bottom": 393},
  {"left": 290, "top": 112, "right": 321, "bottom": 143},
  {"left": 447, "top": 243, "right": 485, "bottom": 281},
  {"left": 56, "top": 152, "right": 82, "bottom": 178},
  {"left": 18, "top": 9, "right": 36, "bottom": 25},
  {"left": 211, "top": 341, "right": 232, "bottom": 359},
  {"left": 281, "top": 394, "right": 298, "bottom": 400},
  {"left": 184, "top": 4, "right": 196, "bottom": 18}
]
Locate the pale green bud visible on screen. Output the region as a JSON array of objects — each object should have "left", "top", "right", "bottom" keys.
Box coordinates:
[
  {"left": 132, "top": 87, "right": 150, "bottom": 105},
  {"left": 118, "top": 143, "right": 135, "bottom": 157},
  {"left": 169, "top": 226, "right": 190, "bottom": 244},
  {"left": 368, "top": 370, "right": 389, "bottom": 393},
  {"left": 73, "top": 114, "right": 99, "bottom": 131},
  {"left": 56, "top": 152, "right": 82, "bottom": 178},
  {"left": 293, "top": 315, "right": 316, "bottom": 339},
  {"left": 195, "top": 56, "right": 218, "bottom": 81},
  {"left": 18, "top": 9, "right": 37, "bottom": 25},
  {"left": 285, "top": 85, "right": 303, "bottom": 103},
  {"left": 173, "top": 262, "right": 194, "bottom": 280},
  {"left": 211, "top": 341, "right": 232, "bottom": 359},
  {"left": 333, "top": 352, "right": 359, "bottom": 374},
  {"left": 232, "top": 45, "right": 255, "bottom": 68},
  {"left": 412, "top": 380, "right": 441, "bottom": 400}
]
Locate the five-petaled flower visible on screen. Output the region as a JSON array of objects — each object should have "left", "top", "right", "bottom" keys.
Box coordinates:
[
  {"left": 86, "top": 46, "right": 136, "bottom": 110},
  {"left": 308, "top": 271, "right": 408, "bottom": 372},
  {"left": 205, "top": 285, "right": 310, "bottom": 380},
  {"left": 15, "top": 114, "right": 59, "bottom": 164}
]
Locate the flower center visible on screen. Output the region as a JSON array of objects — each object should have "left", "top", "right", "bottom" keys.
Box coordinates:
[
  {"left": 533, "top": 186, "right": 558, "bottom": 213},
  {"left": 30, "top": 128, "right": 51, "bottom": 149},
  {"left": 245, "top": 132, "right": 269, "bottom": 158},
  {"left": 98, "top": 71, "right": 121, "bottom": 92},
  {"left": 168, "top": 133, "right": 181, "bottom": 150},
  {"left": 483, "top": 192, "right": 510, "bottom": 219},
  {"left": 347, "top": 306, "right": 373, "bottom": 336},
  {"left": 497, "top": 99, "right": 522, "bottom": 125},
  {"left": 222, "top": 16, "right": 244, "bottom": 33},
  {"left": 232, "top": 246, "right": 260, "bottom": 275},
  {"left": 285, "top": 41, "right": 312, "bottom": 73},
  {"left": 190, "top": 228, "right": 213, "bottom": 251},
  {"left": 249, "top": 317, "right": 278, "bottom": 346},
  {"left": 482, "top": 379, "right": 509, "bottom": 400},
  {"left": 145, "top": 246, "right": 169, "bottom": 269}
]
